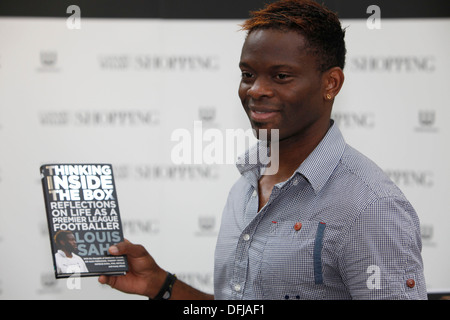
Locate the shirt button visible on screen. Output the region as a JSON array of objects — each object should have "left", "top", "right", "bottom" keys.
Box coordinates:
[
  {"left": 292, "top": 178, "right": 299, "bottom": 186},
  {"left": 252, "top": 190, "right": 257, "bottom": 197},
  {"left": 294, "top": 222, "right": 302, "bottom": 231},
  {"left": 234, "top": 284, "right": 241, "bottom": 292},
  {"left": 406, "top": 279, "right": 415, "bottom": 288},
  {"left": 243, "top": 234, "right": 250, "bottom": 241}
]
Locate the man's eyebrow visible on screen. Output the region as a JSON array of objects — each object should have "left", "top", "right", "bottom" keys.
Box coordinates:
[
  {"left": 269, "top": 64, "right": 296, "bottom": 70},
  {"left": 239, "top": 61, "right": 251, "bottom": 69},
  {"left": 239, "top": 61, "right": 296, "bottom": 70}
]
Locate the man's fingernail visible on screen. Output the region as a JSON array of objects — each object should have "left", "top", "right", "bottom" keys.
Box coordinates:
[{"left": 110, "top": 246, "right": 119, "bottom": 254}]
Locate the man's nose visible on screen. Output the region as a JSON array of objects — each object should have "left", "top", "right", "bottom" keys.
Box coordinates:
[{"left": 246, "top": 77, "right": 274, "bottom": 99}]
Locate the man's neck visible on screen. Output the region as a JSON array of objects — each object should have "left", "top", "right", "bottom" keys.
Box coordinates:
[
  {"left": 62, "top": 249, "right": 73, "bottom": 258},
  {"left": 265, "top": 124, "right": 329, "bottom": 183}
]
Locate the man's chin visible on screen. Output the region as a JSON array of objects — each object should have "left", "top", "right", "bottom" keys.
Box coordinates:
[{"left": 251, "top": 125, "right": 279, "bottom": 142}]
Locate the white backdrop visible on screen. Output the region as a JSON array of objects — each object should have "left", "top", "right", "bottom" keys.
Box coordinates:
[{"left": 0, "top": 16, "right": 449, "bottom": 299}]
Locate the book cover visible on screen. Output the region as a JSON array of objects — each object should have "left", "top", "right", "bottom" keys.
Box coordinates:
[{"left": 40, "top": 163, "right": 128, "bottom": 278}]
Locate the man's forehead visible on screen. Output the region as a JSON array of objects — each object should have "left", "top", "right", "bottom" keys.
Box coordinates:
[
  {"left": 240, "top": 28, "right": 312, "bottom": 63},
  {"left": 245, "top": 28, "right": 308, "bottom": 46}
]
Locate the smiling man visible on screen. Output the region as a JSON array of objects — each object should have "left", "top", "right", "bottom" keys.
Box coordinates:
[
  {"left": 99, "top": 0, "right": 427, "bottom": 300},
  {"left": 237, "top": 25, "right": 344, "bottom": 210}
]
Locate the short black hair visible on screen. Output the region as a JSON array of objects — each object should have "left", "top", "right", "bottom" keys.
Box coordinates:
[
  {"left": 241, "top": 0, "right": 347, "bottom": 72},
  {"left": 54, "top": 230, "right": 72, "bottom": 247}
]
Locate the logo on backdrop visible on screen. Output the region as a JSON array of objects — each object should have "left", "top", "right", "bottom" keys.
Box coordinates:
[
  {"left": 38, "top": 110, "right": 160, "bottom": 127},
  {"left": 122, "top": 219, "right": 160, "bottom": 236},
  {"left": 98, "top": 54, "right": 219, "bottom": 72},
  {"left": 198, "top": 106, "right": 218, "bottom": 128},
  {"left": 415, "top": 110, "right": 438, "bottom": 133},
  {"left": 114, "top": 164, "right": 220, "bottom": 181},
  {"left": 385, "top": 170, "right": 434, "bottom": 188},
  {"left": 137, "top": 164, "right": 219, "bottom": 180},
  {"left": 37, "top": 272, "right": 62, "bottom": 295},
  {"left": 421, "top": 223, "right": 435, "bottom": 246},
  {"left": 348, "top": 55, "right": 436, "bottom": 73},
  {"left": 37, "top": 51, "right": 60, "bottom": 72},
  {"left": 176, "top": 272, "right": 214, "bottom": 294},
  {"left": 195, "top": 215, "right": 218, "bottom": 237},
  {"left": 332, "top": 112, "right": 375, "bottom": 129}
]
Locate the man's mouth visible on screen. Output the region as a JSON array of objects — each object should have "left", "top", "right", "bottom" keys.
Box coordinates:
[{"left": 249, "top": 109, "right": 279, "bottom": 121}]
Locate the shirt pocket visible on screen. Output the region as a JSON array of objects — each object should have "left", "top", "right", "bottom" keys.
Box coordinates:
[{"left": 260, "top": 220, "right": 326, "bottom": 300}]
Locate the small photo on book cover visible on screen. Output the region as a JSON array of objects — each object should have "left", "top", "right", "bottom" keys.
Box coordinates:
[{"left": 40, "top": 163, "right": 128, "bottom": 278}]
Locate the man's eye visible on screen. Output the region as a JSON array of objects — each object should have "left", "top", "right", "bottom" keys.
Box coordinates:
[
  {"left": 241, "top": 72, "right": 253, "bottom": 79},
  {"left": 276, "top": 73, "right": 289, "bottom": 80}
]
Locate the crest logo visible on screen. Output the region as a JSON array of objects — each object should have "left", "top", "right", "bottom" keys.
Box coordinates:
[
  {"left": 40, "top": 51, "right": 57, "bottom": 67},
  {"left": 198, "top": 107, "right": 216, "bottom": 123},
  {"left": 38, "top": 51, "right": 60, "bottom": 72},
  {"left": 198, "top": 216, "right": 215, "bottom": 232},
  {"left": 37, "top": 272, "right": 61, "bottom": 294},
  {"left": 416, "top": 110, "right": 438, "bottom": 132},
  {"left": 418, "top": 110, "right": 435, "bottom": 127},
  {"left": 196, "top": 216, "right": 217, "bottom": 236}
]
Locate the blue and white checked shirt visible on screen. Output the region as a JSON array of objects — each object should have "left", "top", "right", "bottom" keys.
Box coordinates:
[{"left": 214, "top": 121, "right": 427, "bottom": 300}]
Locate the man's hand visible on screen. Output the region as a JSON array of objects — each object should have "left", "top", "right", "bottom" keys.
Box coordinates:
[
  {"left": 99, "top": 239, "right": 214, "bottom": 300},
  {"left": 98, "top": 239, "right": 167, "bottom": 298}
]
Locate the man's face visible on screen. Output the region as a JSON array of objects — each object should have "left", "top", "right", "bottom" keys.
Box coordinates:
[
  {"left": 238, "top": 29, "right": 329, "bottom": 143},
  {"left": 62, "top": 233, "right": 78, "bottom": 252}
]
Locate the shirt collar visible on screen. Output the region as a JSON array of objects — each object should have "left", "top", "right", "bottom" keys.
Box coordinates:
[
  {"left": 296, "top": 121, "right": 346, "bottom": 194},
  {"left": 57, "top": 249, "right": 68, "bottom": 258},
  {"left": 236, "top": 120, "right": 346, "bottom": 195}
]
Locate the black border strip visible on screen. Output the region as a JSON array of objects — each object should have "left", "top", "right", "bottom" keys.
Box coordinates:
[{"left": 0, "top": 0, "right": 449, "bottom": 19}]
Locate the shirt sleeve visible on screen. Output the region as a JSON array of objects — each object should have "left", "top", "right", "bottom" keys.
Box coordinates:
[{"left": 338, "top": 196, "right": 427, "bottom": 300}]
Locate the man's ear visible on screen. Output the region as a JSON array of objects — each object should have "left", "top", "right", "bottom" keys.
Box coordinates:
[{"left": 322, "top": 67, "right": 344, "bottom": 101}]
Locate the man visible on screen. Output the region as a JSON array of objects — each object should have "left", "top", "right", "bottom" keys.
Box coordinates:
[
  {"left": 54, "top": 230, "right": 89, "bottom": 274},
  {"left": 99, "top": 0, "right": 426, "bottom": 299}
]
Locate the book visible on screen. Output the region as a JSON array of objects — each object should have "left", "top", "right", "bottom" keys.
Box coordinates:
[{"left": 40, "top": 163, "right": 128, "bottom": 278}]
